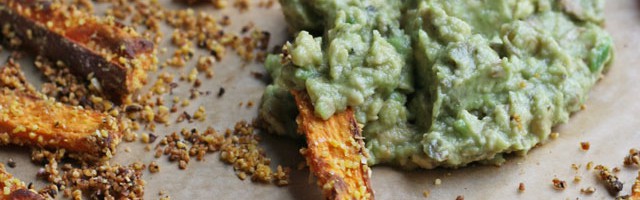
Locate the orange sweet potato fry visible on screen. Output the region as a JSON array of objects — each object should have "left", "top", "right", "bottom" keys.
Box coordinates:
[
  {"left": 630, "top": 171, "right": 640, "bottom": 200},
  {"left": 0, "top": 164, "right": 44, "bottom": 200},
  {"left": 0, "top": 88, "right": 122, "bottom": 161},
  {"left": 0, "top": 0, "right": 157, "bottom": 103},
  {"left": 292, "top": 90, "right": 374, "bottom": 200}
]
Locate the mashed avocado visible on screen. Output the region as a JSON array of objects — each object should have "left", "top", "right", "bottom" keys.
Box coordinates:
[{"left": 260, "top": 0, "right": 613, "bottom": 169}]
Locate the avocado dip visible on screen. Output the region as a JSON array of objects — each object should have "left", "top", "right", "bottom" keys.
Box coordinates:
[{"left": 260, "top": 0, "right": 613, "bottom": 169}]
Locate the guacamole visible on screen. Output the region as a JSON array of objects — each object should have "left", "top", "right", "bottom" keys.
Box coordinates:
[{"left": 260, "top": 0, "right": 613, "bottom": 169}]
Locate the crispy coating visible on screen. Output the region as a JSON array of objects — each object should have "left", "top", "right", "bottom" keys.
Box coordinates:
[
  {"left": 630, "top": 172, "right": 640, "bottom": 200},
  {"left": 0, "top": 164, "right": 43, "bottom": 200},
  {"left": 292, "top": 91, "right": 374, "bottom": 200},
  {"left": 0, "top": 89, "right": 121, "bottom": 161},
  {"left": 0, "top": 0, "right": 157, "bottom": 103}
]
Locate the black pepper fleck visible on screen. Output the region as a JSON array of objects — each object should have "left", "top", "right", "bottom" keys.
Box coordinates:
[
  {"left": 7, "top": 158, "right": 16, "bottom": 168},
  {"left": 217, "top": 87, "right": 225, "bottom": 97},
  {"left": 149, "top": 133, "right": 158, "bottom": 143}
]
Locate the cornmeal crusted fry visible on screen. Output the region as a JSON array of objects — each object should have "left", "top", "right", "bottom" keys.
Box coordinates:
[
  {"left": 0, "top": 88, "right": 122, "bottom": 161},
  {"left": 0, "top": 0, "right": 157, "bottom": 103},
  {"left": 292, "top": 90, "right": 374, "bottom": 200},
  {"left": 0, "top": 163, "right": 44, "bottom": 200},
  {"left": 630, "top": 171, "right": 640, "bottom": 200}
]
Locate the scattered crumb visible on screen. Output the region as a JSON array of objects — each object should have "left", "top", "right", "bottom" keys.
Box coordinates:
[
  {"left": 33, "top": 150, "right": 145, "bottom": 199},
  {"left": 455, "top": 195, "right": 464, "bottom": 200},
  {"left": 423, "top": 190, "right": 430, "bottom": 198},
  {"left": 581, "top": 142, "right": 591, "bottom": 151},
  {"left": 154, "top": 121, "right": 290, "bottom": 185},
  {"left": 552, "top": 178, "right": 567, "bottom": 190},
  {"left": 581, "top": 187, "right": 596, "bottom": 194},
  {"left": 518, "top": 182, "right": 525, "bottom": 192},
  {"left": 193, "top": 106, "right": 206, "bottom": 121},
  {"left": 624, "top": 148, "right": 640, "bottom": 166},
  {"left": 179, "top": 160, "right": 187, "bottom": 170},
  {"left": 7, "top": 158, "right": 16, "bottom": 168},
  {"left": 434, "top": 178, "right": 442, "bottom": 185},
  {"left": 572, "top": 163, "right": 581, "bottom": 170},
  {"left": 595, "top": 165, "right": 623, "bottom": 196},
  {"left": 149, "top": 161, "right": 160, "bottom": 173},
  {"left": 587, "top": 162, "right": 594, "bottom": 171}
]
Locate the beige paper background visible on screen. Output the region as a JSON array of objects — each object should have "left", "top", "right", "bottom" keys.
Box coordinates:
[{"left": 0, "top": 1, "right": 638, "bottom": 199}]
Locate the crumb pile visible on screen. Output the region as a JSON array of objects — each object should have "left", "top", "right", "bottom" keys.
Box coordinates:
[{"left": 153, "top": 120, "right": 290, "bottom": 186}]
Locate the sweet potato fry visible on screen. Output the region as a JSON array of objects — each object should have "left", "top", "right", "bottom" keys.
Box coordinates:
[
  {"left": 0, "top": 88, "right": 122, "bottom": 161},
  {"left": 0, "top": 0, "right": 157, "bottom": 103},
  {"left": 291, "top": 90, "right": 374, "bottom": 200},
  {"left": 0, "top": 164, "right": 44, "bottom": 200},
  {"left": 630, "top": 171, "right": 640, "bottom": 200}
]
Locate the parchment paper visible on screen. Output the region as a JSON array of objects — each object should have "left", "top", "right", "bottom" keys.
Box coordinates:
[{"left": 0, "top": 1, "right": 638, "bottom": 199}]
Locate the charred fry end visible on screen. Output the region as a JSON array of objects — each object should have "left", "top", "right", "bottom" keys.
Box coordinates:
[{"left": 0, "top": 0, "right": 157, "bottom": 103}]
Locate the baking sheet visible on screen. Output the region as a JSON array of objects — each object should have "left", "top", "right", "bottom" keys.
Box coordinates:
[{"left": 0, "top": 0, "right": 638, "bottom": 199}]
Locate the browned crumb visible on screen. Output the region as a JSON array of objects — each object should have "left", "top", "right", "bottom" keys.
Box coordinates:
[
  {"left": 233, "top": 0, "right": 250, "bottom": 12},
  {"left": 273, "top": 165, "right": 290, "bottom": 186},
  {"left": 581, "top": 142, "right": 591, "bottom": 151},
  {"left": 587, "top": 161, "right": 594, "bottom": 170},
  {"left": 250, "top": 71, "right": 264, "bottom": 80},
  {"left": 7, "top": 158, "right": 16, "bottom": 168},
  {"left": 574, "top": 175, "right": 582, "bottom": 183},
  {"left": 456, "top": 195, "right": 464, "bottom": 200},
  {"left": 179, "top": 160, "right": 187, "bottom": 170},
  {"left": 552, "top": 178, "right": 567, "bottom": 190},
  {"left": 423, "top": 190, "right": 430, "bottom": 198},
  {"left": 196, "top": 56, "right": 215, "bottom": 77},
  {"left": 581, "top": 187, "right": 596, "bottom": 194},
  {"left": 572, "top": 163, "right": 581, "bottom": 170},
  {"left": 624, "top": 148, "right": 640, "bottom": 166},
  {"left": 518, "top": 182, "right": 525, "bottom": 192},
  {"left": 596, "top": 165, "right": 624, "bottom": 196},
  {"left": 550, "top": 132, "right": 560, "bottom": 139},
  {"left": 193, "top": 106, "right": 206, "bottom": 121}
]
